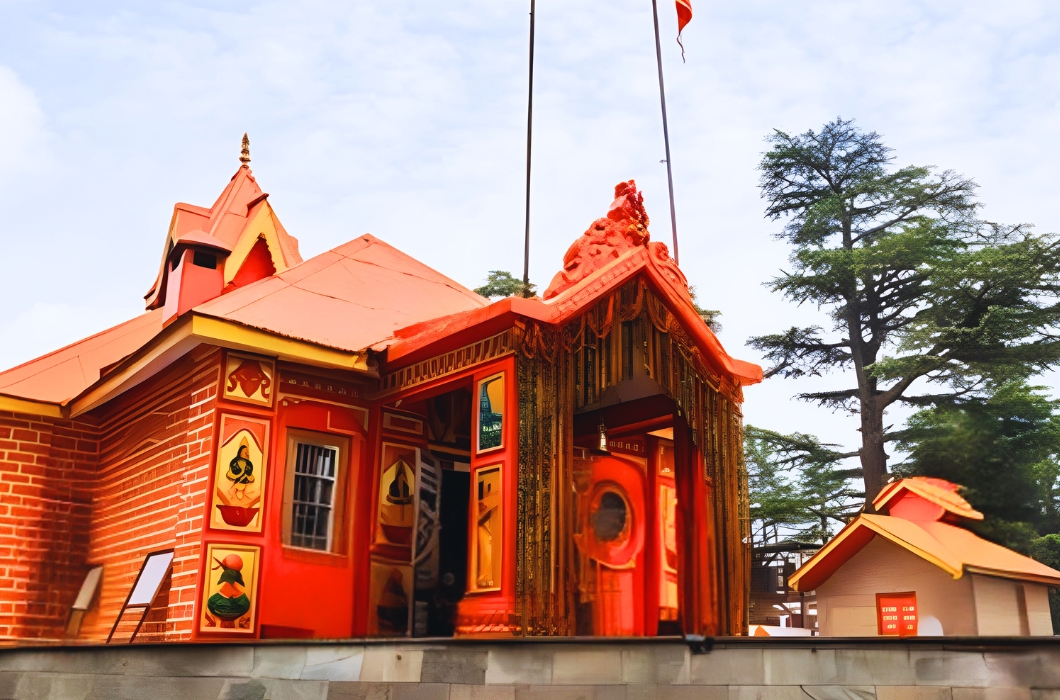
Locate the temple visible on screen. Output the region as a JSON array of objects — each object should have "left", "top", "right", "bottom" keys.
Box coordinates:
[{"left": 0, "top": 142, "right": 761, "bottom": 643}]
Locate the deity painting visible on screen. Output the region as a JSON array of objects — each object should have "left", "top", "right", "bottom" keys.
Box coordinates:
[
  {"left": 367, "top": 560, "right": 413, "bottom": 636},
  {"left": 477, "top": 373, "right": 505, "bottom": 453},
  {"left": 223, "top": 352, "right": 275, "bottom": 407},
  {"left": 471, "top": 466, "right": 502, "bottom": 591},
  {"left": 199, "top": 544, "right": 260, "bottom": 634},
  {"left": 375, "top": 443, "right": 417, "bottom": 548},
  {"left": 210, "top": 415, "right": 269, "bottom": 532}
]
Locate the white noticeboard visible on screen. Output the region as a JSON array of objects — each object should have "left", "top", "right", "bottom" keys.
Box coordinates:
[{"left": 127, "top": 551, "right": 174, "bottom": 606}]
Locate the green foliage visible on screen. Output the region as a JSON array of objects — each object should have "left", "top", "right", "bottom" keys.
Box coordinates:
[
  {"left": 745, "top": 425, "right": 862, "bottom": 546},
  {"left": 750, "top": 117, "right": 1060, "bottom": 503},
  {"left": 1028, "top": 534, "right": 1060, "bottom": 631},
  {"left": 474, "top": 271, "right": 536, "bottom": 299},
  {"left": 688, "top": 286, "right": 722, "bottom": 333},
  {"left": 895, "top": 380, "right": 1060, "bottom": 548}
]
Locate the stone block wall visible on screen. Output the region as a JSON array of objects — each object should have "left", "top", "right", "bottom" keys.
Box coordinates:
[{"left": 1, "top": 638, "right": 1059, "bottom": 699}]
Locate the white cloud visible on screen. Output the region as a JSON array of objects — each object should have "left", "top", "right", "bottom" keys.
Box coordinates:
[{"left": 0, "top": 65, "right": 50, "bottom": 184}]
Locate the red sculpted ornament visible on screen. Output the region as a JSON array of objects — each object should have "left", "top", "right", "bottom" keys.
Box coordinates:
[{"left": 544, "top": 180, "right": 652, "bottom": 299}]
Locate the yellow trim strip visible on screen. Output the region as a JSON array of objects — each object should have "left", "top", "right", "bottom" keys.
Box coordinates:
[
  {"left": 190, "top": 315, "right": 372, "bottom": 372},
  {"left": 789, "top": 515, "right": 964, "bottom": 591},
  {"left": 68, "top": 313, "right": 373, "bottom": 417},
  {"left": 0, "top": 393, "right": 64, "bottom": 418}
]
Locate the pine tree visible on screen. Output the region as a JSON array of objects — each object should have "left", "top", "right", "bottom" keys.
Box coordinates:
[
  {"left": 745, "top": 426, "right": 862, "bottom": 546},
  {"left": 751, "top": 118, "right": 1060, "bottom": 506},
  {"left": 896, "top": 380, "right": 1060, "bottom": 549}
]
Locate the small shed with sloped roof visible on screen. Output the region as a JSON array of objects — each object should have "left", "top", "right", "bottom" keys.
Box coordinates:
[{"left": 789, "top": 477, "right": 1060, "bottom": 636}]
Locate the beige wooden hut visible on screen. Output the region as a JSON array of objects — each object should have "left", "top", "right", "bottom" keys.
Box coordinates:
[{"left": 789, "top": 478, "right": 1060, "bottom": 637}]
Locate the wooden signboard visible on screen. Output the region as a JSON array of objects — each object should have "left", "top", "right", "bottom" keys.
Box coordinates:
[{"left": 876, "top": 592, "right": 917, "bottom": 636}]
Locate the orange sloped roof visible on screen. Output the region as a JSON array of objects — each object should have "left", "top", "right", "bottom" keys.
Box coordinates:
[
  {"left": 874, "top": 476, "right": 984, "bottom": 521},
  {"left": 789, "top": 513, "right": 1060, "bottom": 591},
  {"left": 174, "top": 229, "right": 234, "bottom": 252},
  {"left": 194, "top": 234, "right": 489, "bottom": 352},
  {"left": 0, "top": 310, "right": 164, "bottom": 404}
]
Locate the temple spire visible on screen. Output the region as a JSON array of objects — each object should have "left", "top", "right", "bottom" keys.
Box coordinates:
[{"left": 239, "top": 133, "right": 251, "bottom": 168}]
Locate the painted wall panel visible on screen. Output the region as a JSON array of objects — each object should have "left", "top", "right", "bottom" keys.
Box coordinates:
[
  {"left": 1025, "top": 583, "right": 1054, "bottom": 636},
  {"left": 971, "top": 574, "right": 1022, "bottom": 636}
]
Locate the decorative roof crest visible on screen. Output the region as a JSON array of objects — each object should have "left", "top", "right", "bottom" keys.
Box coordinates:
[
  {"left": 240, "top": 133, "right": 251, "bottom": 168},
  {"left": 544, "top": 180, "right": 654, "bottom": 299}
]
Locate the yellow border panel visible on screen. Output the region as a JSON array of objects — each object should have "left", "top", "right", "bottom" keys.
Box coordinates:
[{"left": 0, "top": 393, "right": 64, "bottom": 418}]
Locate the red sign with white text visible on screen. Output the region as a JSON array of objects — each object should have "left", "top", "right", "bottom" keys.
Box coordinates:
[{"left": 876, "top": 592, "right": 917, "bottom": 636}]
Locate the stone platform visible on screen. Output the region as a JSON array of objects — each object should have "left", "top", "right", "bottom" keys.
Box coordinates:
[{"left": 1, "top": 636, "right": 1059, "bottom": 700}]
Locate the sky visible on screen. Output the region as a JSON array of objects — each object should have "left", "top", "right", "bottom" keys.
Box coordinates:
[{"left": 1, "top": 0, "right": 1059, "bottom": 458}]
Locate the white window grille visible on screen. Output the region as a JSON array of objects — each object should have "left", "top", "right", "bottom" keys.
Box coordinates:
[{"left": 291, "top": 443, "right": 339, "bottom": 551}]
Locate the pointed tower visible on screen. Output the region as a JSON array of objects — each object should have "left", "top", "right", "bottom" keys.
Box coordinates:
[{"left": 144, "top": 134, "right": 303, "bottom": 324}]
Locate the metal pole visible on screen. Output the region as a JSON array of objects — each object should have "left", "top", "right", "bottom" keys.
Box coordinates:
[
  {"left": 522, "top": 0, "right": 536, "bottom": 296},
  {"left": 651, "top": 0, "right": 680, "bottom": 266}
]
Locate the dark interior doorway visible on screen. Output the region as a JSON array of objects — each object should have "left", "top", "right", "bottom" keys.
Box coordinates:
[{"left": 417, "top": 387, "right": 472, "bottom": 636}]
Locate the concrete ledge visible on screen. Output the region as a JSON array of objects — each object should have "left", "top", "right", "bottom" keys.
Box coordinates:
[{"left": 0, "top": 638, "right": 1058, "bottom": 699}]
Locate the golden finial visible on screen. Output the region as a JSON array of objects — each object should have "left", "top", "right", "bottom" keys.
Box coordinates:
[{"left": 239, "top": 133, "right": 251, "bottom": 167}]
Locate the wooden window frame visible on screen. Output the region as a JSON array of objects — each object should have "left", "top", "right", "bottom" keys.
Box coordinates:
[{"left": 282, "top": 428, "right": 351, "bottom": 556}]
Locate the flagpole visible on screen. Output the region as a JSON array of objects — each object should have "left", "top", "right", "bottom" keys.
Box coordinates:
[
  {"left": 522, "top": 0, "right": 536, "bottom": 296},
  {"left": 651, "top": 0, "right": 680, "bottom": 266}
]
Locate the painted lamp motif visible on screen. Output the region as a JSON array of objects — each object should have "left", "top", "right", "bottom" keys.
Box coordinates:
[{"left": 206, "top": 554, "right": 251, "bottom": 628}]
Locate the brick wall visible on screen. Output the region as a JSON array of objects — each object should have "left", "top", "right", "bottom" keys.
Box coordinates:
[
  {"left": 0, "top": 412, "right": 98, "bottom": 641},
  {"left": 80, "top": 346, "right": 220, "bottom": 642}
]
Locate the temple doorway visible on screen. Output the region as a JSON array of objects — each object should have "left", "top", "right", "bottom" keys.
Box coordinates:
[
  {"left": 572, "top": 394, "right": 683, "bottom": 636},
  {"left": 421, "top": 386, "right": 474, "bottom": 636}
]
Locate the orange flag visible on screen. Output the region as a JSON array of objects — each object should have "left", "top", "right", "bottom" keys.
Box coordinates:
[{"left": 676, "top": 0, "right": 692, "bottom": 60}]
